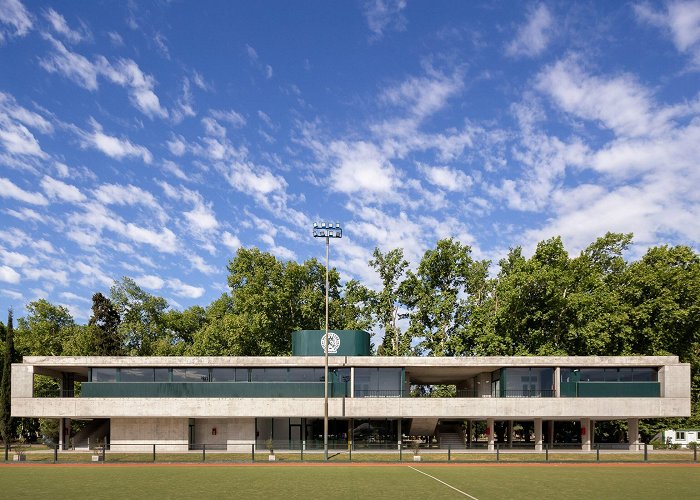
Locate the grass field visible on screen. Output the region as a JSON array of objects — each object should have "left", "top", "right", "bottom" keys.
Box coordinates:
[{"left": 1, "top": 464, "right": 699, "bottom": 499}]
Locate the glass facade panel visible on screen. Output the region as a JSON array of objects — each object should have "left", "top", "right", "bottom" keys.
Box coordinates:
[
  {"left": 120, "top": 368, "right": 154, "bottom": 382},
  {"left": 354, "top": 368, "right": 402, "bottom": 396},
  {"left": 502, "top": 368, "right": 553, "bottom": 396},
  {"left": 154, "top": 368, "right": 170, "bottom": 382},
  {"left": 172, "top": 368, "right": 210, "bottom": 382},
  {"left": 619, "top": 368, "right": 634, "bottom": 382},
  {"left": 287, "top": 368, "right": 323, "bottom": 382},
  {"left": 579, "top": 368, "right": 605, "bottom": 382},
  {"left": 250, "top": 368, "right": 288, "bottom": 382},
  {"left": 91, "top": 368, "right": 117, "bottom": 382},
  {"left": 211, "top": 368, "right": 236, "bottom": 382},
  {"left": 633, "top": 368, "right": 657, "bottom": 382}
]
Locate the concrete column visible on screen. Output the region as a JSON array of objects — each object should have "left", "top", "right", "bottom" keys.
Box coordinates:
[
  {"left": 534, "top": 418, "right": 543, "bottom": 451},
  {"left": 554, "top": 367, "right": 560, "bottom": 397},
  {"left": 581, "top": 418, "right": 591, "bottom": 451},
  {"left": 508, "top": 420, "right": 514, "bottom": 448},
  {"left": 350, "top": 367, "right": 354, "bottom": 398},
  {"left": 487, "top": 418, "right": 495, "bottom": 451},
  {"left": 628, "top": 418, "right": 640, "bottom": 451}
]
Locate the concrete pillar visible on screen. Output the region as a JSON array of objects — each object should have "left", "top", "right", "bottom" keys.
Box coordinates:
[
  {"left": 487, "top": 418, "right": 495, "bottom": 451},
  {"left": 350, "top": 367, "right": 355, "bottom": 398},
  {"left": 581, "top": 418, "right": 591, "bottom": 451},
  {"left": 628, "top": 418, "right": 640, "bottom": 451},
  {"left": 508, "top": 420, "right": 514, "bottom": 448},
  {"left": 59, "top": 417, "right": 65, "bottom": 451},
  {"left": 554, "top": 367, "right": 560, "bottom": 397},
  {"left": 534, "top": 418, "right": 543, "bottom": 451}
]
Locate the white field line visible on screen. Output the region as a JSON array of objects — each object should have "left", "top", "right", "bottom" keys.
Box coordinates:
[{"left": 408, "top": 466, "right": 479, "bottom": 499}]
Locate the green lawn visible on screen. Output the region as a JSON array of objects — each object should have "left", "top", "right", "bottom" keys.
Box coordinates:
[{"left": 1, "top": 464, "right": 699, "bottom": 499}]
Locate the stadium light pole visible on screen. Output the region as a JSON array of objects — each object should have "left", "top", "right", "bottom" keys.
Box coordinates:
[{"left": 313, "top": 221, "right": 342, "bottom": 461}]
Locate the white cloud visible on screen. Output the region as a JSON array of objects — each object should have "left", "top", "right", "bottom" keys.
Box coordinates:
[
  {"left": 0, "top": 288, "right": 23, "bottom": 300},
  {"left": 223, "top": 161, "right": 287, "bottom": 196},
  {"left": 635, "top": 1, "right": 700, "bottom": 66},
  {"left": 41, "top": 175, "right": 86, "bottom": 203},
  {"left": 80, "top": 120, "right": 152, "bottom": 163},
  {"left": 418, "top": 164, "right": 472, "bottom": 192},
  {"left": 22, "top": 266, "right": 68, "bottom": 283},
  {"left": 328, "top": 140, "right": 398, "bottom": 195},
  {"left": 0, "top": 121, "right": 47, "bottom": 157},
  {"left": 97, "top": 57, "right": 168, "bottom": 119},
  {"left": 0, "top": 0, "right": 33, "bottom": 41},
  {"left": 381, "top": 70, "right": 463, "bottom": 120},
  {"left": 0, "top": 265, "right": 21, "bottom": 284},
  {"left": 166, "top": 135, "right": 187, "bottom": 156},
  {"left": 0, "top": 92, "right": 53, "bottom": 133},
  {"left": 172, "top": 77, "right": 196, "bottom": 123},
  {"left": 187, "top": 253, "right": 217, "bottom": 275},
  {"left": 167, "top": 278, "right": 204, "bottom": 298},
  {"left": 40, "top": 35, "right": 98, "bottom": 89},
  {"left": 0, "top": 177, "right": 49, "bottom": 205},
  {"left": 94, "top": 183, "right": 164, "bottom": 218},
  {"left": 210, "top": 109, "right": 246, "bottom": 127},
  {"left": 4, "top": 207, "right": 47, "bottom": 222},
  {"left": 201, "top": 117, "right": 226, "bottom": 138},
  {"left": 222, "top": 231, "right": 241, "bottom": 252},
  {"left": 536, "top": 58, "right": 674, "bottom": 137},
  {"left": 0, "top": 248, "right": 29, "bottom": 267},
  {"left": 363, "top": 0, "right": 407, "bottom": 40},
  {"left": 135, "top": 274, "right": 165, "bottom": 290},
  {"left": 184, "top": 201, "right": 219, "bottom": 233},
  {"left": 506, "top": 4, "right": 553, "bottom": 58},
  {"left": 59, "top": 291, "right": 91, "bottom": 303},
  {"left": 74, "top": 261, "right": 113, "bottom": 287},
  {"left": 43, "top": 7, "right": 87, "bottom": 43}
]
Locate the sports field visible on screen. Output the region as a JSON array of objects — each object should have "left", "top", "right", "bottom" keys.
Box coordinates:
[{"left": 1, "top": 463, "right": 699, "bottom": 499}]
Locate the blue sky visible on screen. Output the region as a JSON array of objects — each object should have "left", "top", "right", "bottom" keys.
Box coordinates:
[{"left": 1, "top": 0, "right": 700, "bottom": 321}]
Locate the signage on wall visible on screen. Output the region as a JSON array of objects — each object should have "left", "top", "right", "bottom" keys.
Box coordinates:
[{"left": 321, "top": 332, "right": 341, "bottom": 354}]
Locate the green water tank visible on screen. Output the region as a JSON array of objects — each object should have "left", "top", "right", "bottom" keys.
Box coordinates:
[{"left": 292, "top": 330, "right": 370, "bottom": 356}]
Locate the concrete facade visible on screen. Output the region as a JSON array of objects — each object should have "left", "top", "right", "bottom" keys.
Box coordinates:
[{"left": 11, "top": 354, "right": 692, "bottom": 450}]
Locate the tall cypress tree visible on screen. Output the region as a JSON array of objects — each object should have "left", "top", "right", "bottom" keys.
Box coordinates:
[
  {"left": 89, "top": 293, "right": 122, "bottom": 355},
  {"left": 0, "top": 309, "right": 14, "bottom": 447}
]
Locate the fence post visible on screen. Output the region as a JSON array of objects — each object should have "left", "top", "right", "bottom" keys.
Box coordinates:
[
  {"left": 694, "top": 444, "right": 697, "bottom": 462},
  {"left": 596, "top": 443, "right": 600, "bottom": 462},
  {"left": 448, "top": 445, "right": 451, "bottom": 462},
  {"left": 251, "top": 443, "right": 255, "bottom": 463},
  {"left": 348, "top": 445, "right": 351, "bottom": 462},
  {"left": 4, "top": 443, "right": 8, "bottom": 461},
  {"left": 399, "top": 444, "right": 402, "bottom": 462},
  {"left": 301, "top": 444, "right": 304, "bottom": 461},
  {"left": 644, "top": 442, "right": 648, "bottom": 461},
  {"left": 496, "top": 443, "right": 500, "bottom": 462},
  {"left": 152, "top": 444, "right": 156, "bottom": 462},
  {"left": 545, "top": 443, "right": 549, "bottom": 461},
  {"left": 202, "top": 444, "right": 206, "bottom": 462},
  {"left": 101, "top": 443, "right": 106, "bottom": 462},
  {"left": 54, "top": 444, "right": 58, "bottom": 463}
]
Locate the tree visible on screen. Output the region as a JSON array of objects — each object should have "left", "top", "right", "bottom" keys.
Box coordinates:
[
  {"left": 15, "top": 300, "right": 74, "bottom": 357},
  {"left": 88, "top": 293, "right": 123, "bottom": 355},
  {"left": 368, "top": 248, "right": 409, "bottom": 356},
  {"left": 401, "top": 239, "right": 489, "bottom": 356},
  {"left": 111, "top": 278, "right": 170, "bottom": 356},
  {"left": 0, "top": 309, "right": 14, "bottom": 445}
]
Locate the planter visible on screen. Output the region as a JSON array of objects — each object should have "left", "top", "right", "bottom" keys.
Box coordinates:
[
  {"left": 13, "top": 454, "right": 26, "bottom": 462},
  {"left": 413, "top": 455, "right": 422, "bottom": 462},
  {"left": 92, "top": 455, "right": 105, "bottom": 462},
  {"left": 268, "top": 454, "right": 276, "bottom": 461}
]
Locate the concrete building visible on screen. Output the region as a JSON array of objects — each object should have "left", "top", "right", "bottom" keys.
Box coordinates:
[{"left": 11, "top": 330, "right": 691, "bottom": 452}]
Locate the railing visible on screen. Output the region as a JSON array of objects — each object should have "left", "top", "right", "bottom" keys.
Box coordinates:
[
  {"left": 3, "top": 441, "right": 698, "bottom": 464},
  {"left": 500, "top": 389, "right": 555, "bottom": 398}
]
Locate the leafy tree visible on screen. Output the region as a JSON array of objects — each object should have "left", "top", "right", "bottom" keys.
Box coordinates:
[
  {"left": 88, "top": 292, "right": 123, "bottom": 355},
  {"left": 0, "top": 309, "right": 14, "bottom": 445},
  {"left": 337, "top": 279, "right": 374, "bottom": 332},
  {"left": 111, "top": 278, "right": 170, "bottom": 356},
  {"left": 368, "top": 248, "right": 409, "bottom": 356},
  {"left": 401, "top": 239, "right": 488, "bottom": 356},
  {"left": 15, "top": 300, "right": 75, "bottom": 357}
]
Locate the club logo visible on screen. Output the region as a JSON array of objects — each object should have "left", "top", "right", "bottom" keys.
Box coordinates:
[{"left": 321, "top": 332, "right": 341, "bottom": 354}]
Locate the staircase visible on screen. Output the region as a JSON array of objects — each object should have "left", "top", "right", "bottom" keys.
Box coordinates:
[
  {"left": 409, "top": 418, "right": 438, "bottom": 436},
  {"left": 439, "top": 432, "right": 466, "bottom": 449}
]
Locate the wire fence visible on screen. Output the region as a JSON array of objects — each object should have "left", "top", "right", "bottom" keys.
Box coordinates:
[{"left": 3, "top": 442, "right": 698, "bottom": 464}]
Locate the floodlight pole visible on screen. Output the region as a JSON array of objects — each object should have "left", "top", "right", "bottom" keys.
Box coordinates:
[{"left": 313, "top": 222, "right": 342, "bottom": 461}]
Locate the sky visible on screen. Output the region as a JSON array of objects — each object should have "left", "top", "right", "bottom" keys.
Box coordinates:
[{"left": 1, "top": 0, "right": 700, "bottom": 322}]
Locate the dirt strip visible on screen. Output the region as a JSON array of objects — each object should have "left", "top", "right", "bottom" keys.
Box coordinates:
[{"left": 1, "top": 462, "right": 699, "bottom": 468}]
